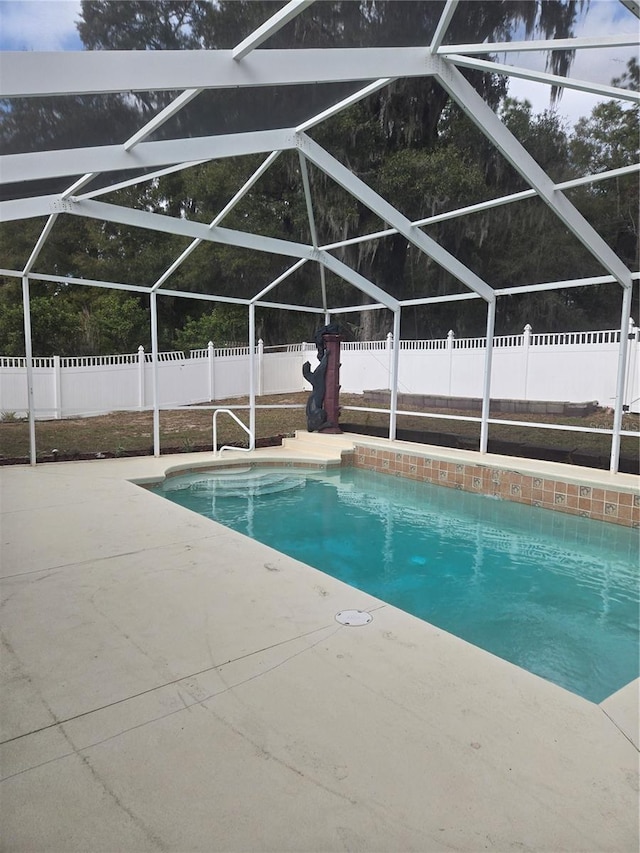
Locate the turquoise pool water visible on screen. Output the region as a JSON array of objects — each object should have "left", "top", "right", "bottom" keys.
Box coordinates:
[{"left": 152, "top": 466, "right": 639, "bottom": 702}]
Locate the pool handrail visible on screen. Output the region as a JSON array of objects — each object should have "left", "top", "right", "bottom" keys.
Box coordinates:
[{"left": 213, "top": 408, "right": 254, "bottom": 457}]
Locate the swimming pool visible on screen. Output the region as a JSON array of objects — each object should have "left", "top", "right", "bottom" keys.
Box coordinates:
[{"left": 152, "top": 466, "right": 639, "bottom": 703}]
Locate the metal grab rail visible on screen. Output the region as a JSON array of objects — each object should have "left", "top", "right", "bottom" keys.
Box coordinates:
[{"left": 212, "top": 408, "right": 255, "bottom": 456}]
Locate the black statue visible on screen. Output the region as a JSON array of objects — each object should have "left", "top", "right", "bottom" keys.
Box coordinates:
[
  {"left": 302, "top": 350, "right": 330, "bottom": 432},
  {"left": 313, "top": 322, "right": 342, "bottom": 360}
]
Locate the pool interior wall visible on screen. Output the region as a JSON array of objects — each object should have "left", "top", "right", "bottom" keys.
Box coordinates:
[{"left": 349, "top": 444, "right": 640, "bottom": 527}]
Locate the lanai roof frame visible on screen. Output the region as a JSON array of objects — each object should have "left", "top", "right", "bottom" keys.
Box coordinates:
[{"left": 1, "top": 0, "right": 638, "bottom": 470}]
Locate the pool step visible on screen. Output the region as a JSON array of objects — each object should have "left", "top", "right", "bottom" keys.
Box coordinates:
[
  {"left": 162, "top": 470, "right": 306, "bottom": 497},
  {"left": 281, "top": 431, "right": 355, "bottom": 460}
]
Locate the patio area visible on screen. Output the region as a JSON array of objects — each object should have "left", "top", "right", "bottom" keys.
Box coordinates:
[{"left": 1, "top": 433, "right": 638, "bottom": 852}]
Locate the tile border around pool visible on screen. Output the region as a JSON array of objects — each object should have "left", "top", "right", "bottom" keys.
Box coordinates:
[
  {"left": 349, "top": 444, "right": 640, "bottom": 528},
  {"left": 134, "top": 438, "right": 639, "bottom": 529}
]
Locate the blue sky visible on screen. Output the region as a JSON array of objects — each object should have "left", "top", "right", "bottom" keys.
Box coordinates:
[{"left": 0, "top": 0, "right": 637, "bottom": 128}]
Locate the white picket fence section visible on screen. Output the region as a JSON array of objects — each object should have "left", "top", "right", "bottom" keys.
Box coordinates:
[{"left": 1, "top": 324, "right": 639, "bottom": 419}]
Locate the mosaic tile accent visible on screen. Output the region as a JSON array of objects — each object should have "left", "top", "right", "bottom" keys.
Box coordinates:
[{"left": 351, "top": 443, "right": 638, "bottom": 527}]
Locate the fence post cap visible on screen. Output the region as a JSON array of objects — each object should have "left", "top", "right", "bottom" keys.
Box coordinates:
[
  {"left": 137, "top": 345, "right": 145, "bottom": 352},
  {"left": 524, "top": 323, "right": 533, "bottom": 332}
]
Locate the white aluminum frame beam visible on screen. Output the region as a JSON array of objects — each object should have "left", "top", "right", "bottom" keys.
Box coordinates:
[
  {"left": 21, "top": 275, "right": 37, "bottom": 466},
  {"left": 319, "top": 164, "right": 640, "bottom": 253},
  {"left": 315, "top": 249, "right": 399, "bottom": 311},
  {"left": 479, "top": 300, "right": 496, "bottom": 453},
  {"left": 251, "top": 259, "right": 308, "bottom": 303},
  {"left": 252, "top": 299, "right": 325, "bottom": 313},
  {"left": 62, "top": 197, "right": 314, "bottom": 259},
  {"left": 150, "top": 291, "right": 160, "bottom": 456},
  {"left": 58, "top": 89, "right": 205, "bottom": 202},
  {"left": 445, "top": 55, "right": 640, "bottom": 104},
  {"left": 1, "top": 129, "right": 293, "bottom": 185},
  {"left": 298, "top": 151, "right": 327, "bottom": 310},
  {"left": 0, "top": 264, "right": 391, "bottom": 314},
  {"left": 4, "top": 159, "right": 634, "bottom": 229},
  {"left": 61, "top": 173, "right": 98, "bottom": 199},
  {"left": 34, "top": 196, "right": 398, "bottom": 310},
  {"left": 233, "top": 0, "right": 315, "bottom": 61},
  {"left": 76, "top": 160, "right": 210, "bottom": 201},
  {"left": 438, "top": 34, "right": 639, "bottom": 55},
  {"left": 1, "top": 195, "right": 61, "bottom": 222},
  {"left": 21, "top": 214, "right": 58, "bottom": 275},
  {"left": 295, "top": 78, "right": 395, "bottom": 134},
  {"left": 610, "top": 286, "right": 634, "bottom": 472},
  {"left": 298, "top": 133, "right": 495, "bottom": 303},
  {"left": 436, "top": 60, "right": 634, "bottom": 289},
  {"left": 0, "top": 48, "right": 439, "bottom": 99},
  {"left": 151, "top": 150, "right": 282, "bottom": 290},
  {"left": 430, "top": 0, "right": 459, "bottom": 53},
  {"left": 388, "top": 308, "right": 401, "bottom": 440},
  {"left": 123, "top": 88, "right": 203, "bottom": 151}
]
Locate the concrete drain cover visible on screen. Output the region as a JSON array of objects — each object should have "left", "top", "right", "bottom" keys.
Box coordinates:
[{"left": 335, "top": 610, "right": 373, "bottom": 626}]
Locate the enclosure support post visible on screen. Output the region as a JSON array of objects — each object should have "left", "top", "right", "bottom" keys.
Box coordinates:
[
  {"left": 150, "top": 292, "right": 160, "bottom": 457},
  {"left": 609, "top": 285, "right": 632, "bottom": 473},
  {"left": 479, "top": 299, "right": 496, "bottom": 454},
  {"left": 21, "top": 275, "right": 37, "bottom": 466},
  {"left": 388, "top": 308, "right": 401, "bottom": 441},
  {"left": 257, "top": 338, "right": 264, "bottom": 397},
  {"left": 522, "top": 323, "right": 532, "bottom": 400},
  {"left": 248, "top": 303, "right": 256, "bottom": 448}
]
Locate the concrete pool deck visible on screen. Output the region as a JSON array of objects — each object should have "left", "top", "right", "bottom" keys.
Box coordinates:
[{"left": 1, "top": 434, "right": 638, "bottom": 852}]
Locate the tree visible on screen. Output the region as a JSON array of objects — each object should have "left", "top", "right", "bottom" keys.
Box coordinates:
[
  {"left": 172, "top": 306, "right": 247, "bottom": 351},
  {"left": 1, "top": 1, "right": 596, "bottom": 350}
]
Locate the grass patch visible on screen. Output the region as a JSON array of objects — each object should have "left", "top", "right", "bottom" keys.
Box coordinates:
[{"left": 0, "top": 392, "right": 637, "bottom": 471}]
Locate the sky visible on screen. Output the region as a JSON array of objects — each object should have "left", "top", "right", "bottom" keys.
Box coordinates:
[{"left": 0, "top": 0, "right": 637, "bottom": 129}]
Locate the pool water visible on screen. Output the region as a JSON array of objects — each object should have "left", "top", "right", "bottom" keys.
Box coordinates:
[{"left": 152, "top": 466, "right": 639, "bottom": 702}]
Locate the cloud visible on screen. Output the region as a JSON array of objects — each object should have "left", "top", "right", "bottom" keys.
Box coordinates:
[
  {"left": 495, "top": 0, "right": 638, "bottom": 126},
  {"left": 0, "top": 0, "right": 82, "bottom": 51}
]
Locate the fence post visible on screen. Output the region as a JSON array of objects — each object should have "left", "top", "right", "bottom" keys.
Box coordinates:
[
  {"left": 447, "top": 329, "right": 455, "bottom": 395},
  {"left": 523, "top": 323, "right": 532, "bottom": 400},
  {"left": 386, "top": 331, "right": 393, "bottom": 390},
  {"left": 53, "top": 355, "right": 62, "bottom": 419},
  {"left": 207, "top": 340, "right": 215, "bottom": 401},
  {"left": 137, "top": 345, "right": 145, "bottom": 410},
  {"left": 257, "top": 338, "right": 264, "bottom": 396}
]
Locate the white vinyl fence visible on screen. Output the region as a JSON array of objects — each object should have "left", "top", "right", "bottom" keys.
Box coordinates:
[{"left": 1, "top": 324, "right": 639, "bottom": 419}]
